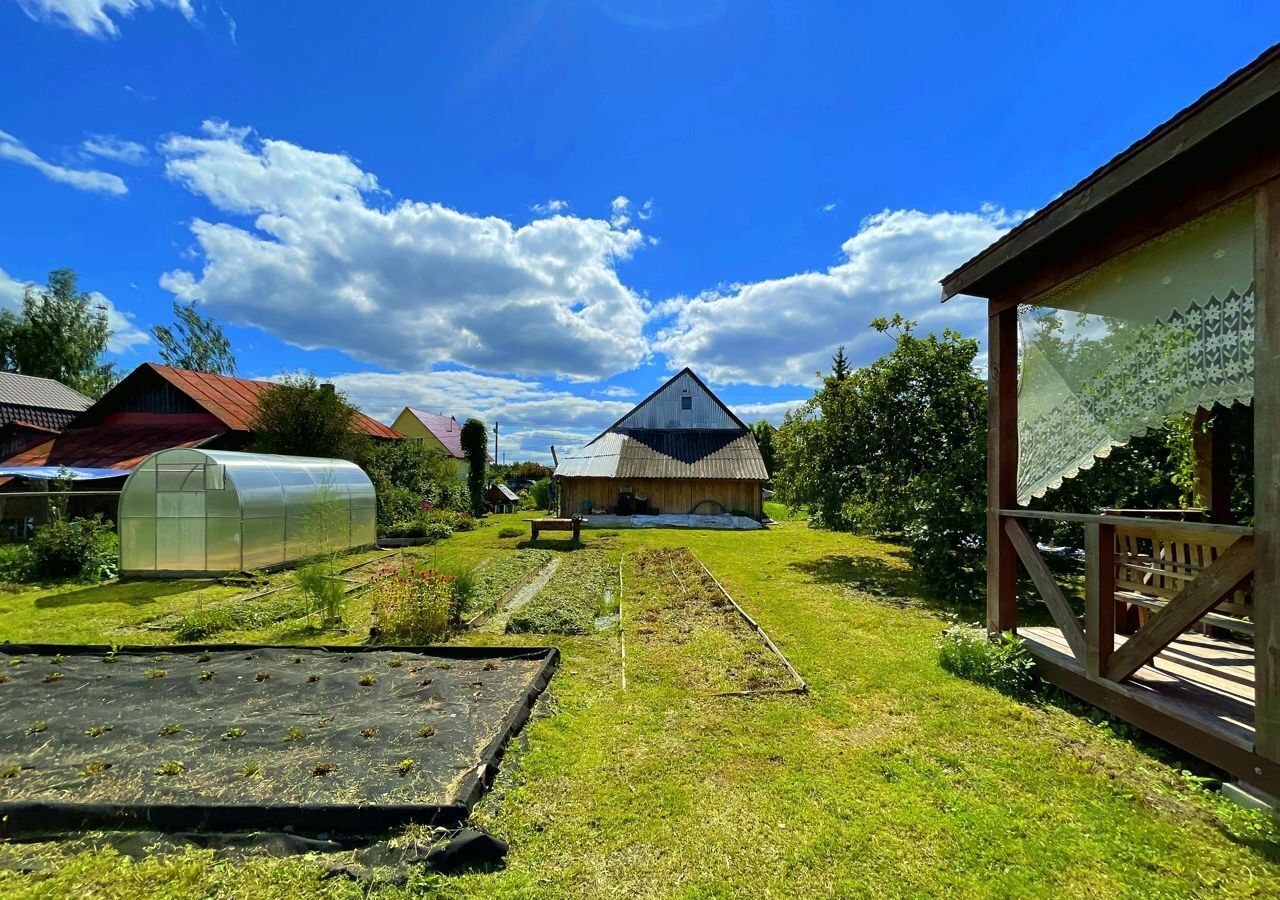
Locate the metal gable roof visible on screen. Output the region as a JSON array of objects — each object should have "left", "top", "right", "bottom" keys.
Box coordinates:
[
  {"left": 0, "top": 372, "right": 91, "bottom": 412},
  {"left": 406, "top": 409, "right": 465, "bottom": 458},
  {"left": 554, "top": 429, "right": 767, "bottom": 480}
]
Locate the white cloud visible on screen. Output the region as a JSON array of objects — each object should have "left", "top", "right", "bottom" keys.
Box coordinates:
[
  {"left": 821, "top": 202, "right": 838, "bottom": 213},
  {"left": 735, "top": 399, "right": 806, "bottom": 425},
  {"left": 82, "top": 134, "right": 148, "bottom": 165},
  {"left": 532, "top": 198, "right": 569, "bottom": 215},
  {"left": 160, "top": 121, "right": 651, "bottom": 381},
  {"left": 325, "top": 369, "right": 633, "bottom": 463},
  {"left": 0, "top": 129, "right": 127, "bottom": 195},
  {"left": 594, "top": 385, "right": 636, "bottom": 399},
  {"left": 610, "top": 195, "right": 631, "bottom": 229},
  {"left": 15, "top": 0, "right": 196, "bottom": 38},
  {"left": 652, "top": 206, "right": 1025, "bottom": 385},
  {"left": 0, "top": 267, "right": 149, "bottom": 354}
]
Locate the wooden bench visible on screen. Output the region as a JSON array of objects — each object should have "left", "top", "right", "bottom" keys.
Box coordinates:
[
  {"left": 530, "top": 517, "right": 581, "bottom": 542},
  {"left": 1112, "top": 521, "right": 1254, "bottom": 637}
]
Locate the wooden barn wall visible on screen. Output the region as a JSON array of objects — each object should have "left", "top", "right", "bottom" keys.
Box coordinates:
[
  {"left": 559, "top": 477, "right": 762, "bottom": 518},
  {"left": 615, "top": 371, "right": 739, "bottom": 430}
]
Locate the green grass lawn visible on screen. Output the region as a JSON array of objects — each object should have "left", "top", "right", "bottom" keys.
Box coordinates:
[{"left": 2, "top": 513, "right": 1278, "bottom": 898}]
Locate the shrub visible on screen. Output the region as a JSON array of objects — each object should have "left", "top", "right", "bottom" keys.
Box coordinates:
[
  {"left": 937, "top": 625, "right": 1038, "bottom": 698},
  {"left": 0, "top": 543, "right": 34, "bottom": 582},
  {"left": 369, "top": 566, "right": 463, "bottom": 643},
  {"left": 29, "top": 516, "right": 118, "bottom": 582},
  {"left": 295, "top": 561, "right": 346, "bottom": 625}
]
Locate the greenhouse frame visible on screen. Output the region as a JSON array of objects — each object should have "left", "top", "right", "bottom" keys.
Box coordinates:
[{"left": 118, "top": 448, "right": 377, "bottom": 576}]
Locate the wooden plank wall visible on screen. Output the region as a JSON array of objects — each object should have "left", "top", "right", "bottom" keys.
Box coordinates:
[{"left": 559, "top": 477, "right": 762, "bottom": 518}]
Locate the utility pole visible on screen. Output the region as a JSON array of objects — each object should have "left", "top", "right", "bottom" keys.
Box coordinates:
[{"left": 493, "top": 422, "right": 499, "bottom": 468}]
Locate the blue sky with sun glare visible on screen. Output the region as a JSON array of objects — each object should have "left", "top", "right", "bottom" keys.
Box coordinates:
[{"left": 2, "top": 1, "right": 1278, "bottom": 461}]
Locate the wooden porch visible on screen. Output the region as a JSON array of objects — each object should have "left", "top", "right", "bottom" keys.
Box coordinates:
[{"left": 937, "top": 47, "right": 1280, "bottom": 800}]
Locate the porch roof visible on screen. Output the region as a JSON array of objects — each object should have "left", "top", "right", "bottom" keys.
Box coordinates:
[{"left": 941, "top": 43, "right": 1280, "bottom": 302}]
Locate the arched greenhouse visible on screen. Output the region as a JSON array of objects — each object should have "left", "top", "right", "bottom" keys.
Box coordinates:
[{"left": 118, "top": 448, "right": 377, "bottom": 576}]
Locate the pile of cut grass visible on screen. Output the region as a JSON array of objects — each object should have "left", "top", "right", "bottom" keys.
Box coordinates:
[
  {"left": 462, "top": 549, "right": 553, "bottom": 619},
  {"left": 506, "top": 549, "right": 614, "bottom": 635}
]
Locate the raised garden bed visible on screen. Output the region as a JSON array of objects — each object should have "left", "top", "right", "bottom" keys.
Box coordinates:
[
  {"left": 0, "top": 643, "right": 556, "bottom": 835},
  {"left": 462, "top": 550, "right": 553, "bottom": 626},
  {"left": 625, "top": 548, "right": 804, "bottom": 695},
  {"left": 507, "top": 549, "right": 616, "bottom": 635}
]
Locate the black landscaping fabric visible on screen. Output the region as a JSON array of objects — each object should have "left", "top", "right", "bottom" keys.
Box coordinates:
[{"left": 0, "top": 643, "right": 557, "bottom": 835}]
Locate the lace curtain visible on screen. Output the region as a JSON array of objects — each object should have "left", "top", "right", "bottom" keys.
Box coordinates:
[{"left": 1016, "top": 199, "right": 1255, "bottom": 504}]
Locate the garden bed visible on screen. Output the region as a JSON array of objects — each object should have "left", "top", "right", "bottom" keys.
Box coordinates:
[
  {"left": 507, "top": 549, "right": 616, "bottom": 635},
  {"left": 625, "top": 548, "right": 804, "bottom": 695},
  {"left": 0, "top": 643, "right": 556, "bottom": 835}
]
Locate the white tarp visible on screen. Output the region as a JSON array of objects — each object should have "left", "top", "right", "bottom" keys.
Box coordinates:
[{"left": 580, "top": 513, "right": 764, "bottom": 531}]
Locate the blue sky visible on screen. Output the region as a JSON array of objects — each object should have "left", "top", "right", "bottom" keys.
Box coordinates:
[{"left": 2, "top": 1, "right": 1278, "bottom": 462}]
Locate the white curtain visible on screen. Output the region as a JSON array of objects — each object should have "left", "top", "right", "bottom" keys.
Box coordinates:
[{"left": 1016, "top": 199, "right": 1255, "bottom": 504}]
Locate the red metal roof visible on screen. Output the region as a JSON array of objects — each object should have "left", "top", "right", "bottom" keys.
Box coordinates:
[
  {"left": 3, "top": 423, "right": 223, "bottom": 471},
  {"left": 147, "top": 364, "right": 400, "bottom": 439},
  {"left": 405, "top": 408, "right": 465, "bottom": 458}
]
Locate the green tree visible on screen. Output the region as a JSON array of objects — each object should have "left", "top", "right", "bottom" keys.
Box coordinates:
[
  {"left": 775, "top": 315, "right": 987, "bottom": 596},
  {"left": 750, "top": 419, "right": 777, "bottom": 478},
  {"left": 460, "top": 418, "right": 488, "bottom": 516},
  {"left": 364, "top": 439, "right": 465, "bottom": 527},
  {"left": 830, "top": 344, "right": 852, "bottom": 381},
  {"left": 248, "top": 374, "right": 370, "bottom": 462},
  {"left": 0, "top": 269, "right": 116, "bottom": 398},
  {"left": 151, "top": 300, "right": 236, "bottom": 375}
]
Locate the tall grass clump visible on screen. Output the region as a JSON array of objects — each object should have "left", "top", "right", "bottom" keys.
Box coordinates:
[
  {"left": 937, "top": 624, "right": 1038, "bottom": 698},
  {"left": 369, "top": 566, "right": 466, "bottom": 643}
]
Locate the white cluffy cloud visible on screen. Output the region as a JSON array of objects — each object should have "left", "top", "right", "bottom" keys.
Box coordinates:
[
  {"left": 160, "top": 121, "right": 651, "bottom": 381},
  {"left": 325, "top": 369, "right": 633, "bottom": 463},
  {"left": 15, "top": 0, "right": 195, "bottom": 37},
  {"left": 82, "top": 134, "right": 148, "bottom": 165},
  {"left": 0, "top": 267, "right": 149, "bottom": 353},
  {"left": 653, "top": 205, "right": 1025, "bottom": 385},
  {"left": 0, "top": 129, "right": 127, "bottom": 195},
  {"left": 531, "top": 198, "right": 569, "bottom": 214}
]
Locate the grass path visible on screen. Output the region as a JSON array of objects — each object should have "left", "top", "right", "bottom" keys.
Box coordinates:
[
  {"left": 480, "top": 555, "right": 561, "bottom": 634},
  {"left": 0, "top": 514, "right": 1278, "bottom": 897}
]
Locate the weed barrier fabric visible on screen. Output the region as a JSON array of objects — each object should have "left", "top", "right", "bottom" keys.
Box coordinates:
[{"left": 0, "top": 643, "right": 557, "bottom": 836}]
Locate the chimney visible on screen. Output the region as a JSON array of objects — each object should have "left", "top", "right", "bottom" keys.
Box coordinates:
[{"left": 320, "top": 382, "right": 335, "bottom": 397}]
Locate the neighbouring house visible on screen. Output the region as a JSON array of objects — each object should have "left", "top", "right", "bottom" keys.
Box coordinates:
[
  {"left": 554, "top": 368, "right": 767, "bottom": 520},
  {"left": 487, "top": 482, "right": 519, "bottom": 514},
  {"left": 0, "top": 363, "right": 400, "bottom": 493},
  {"left": 391, "top": 408, "right": 469, "bottom": 479},
  {"left": 0, "top": 371, "right": 92, "bottom": 458},
  {"left": 941, "top": 45, "right": 1280, "bottom": 799}
]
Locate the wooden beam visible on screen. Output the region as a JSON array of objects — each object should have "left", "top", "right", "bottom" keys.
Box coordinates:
[
  {"left": 1256, "top": 180, "right": 1280, "bottom": 761},
  {"left": 1084, "top": 522, "right": 1117, "bottom": 679},
  {"left": 999, "top": 507, "right": 1253, "bottom": 537},
  {"left": 1004, "top": 517, "right": 1086, "bottom": 660},
  {"left": 987, "top": 303, "right": 1019, "bottom": 636},
  {"left": 1106, "top": 536, "right": 1256, "bottom": 682},
  {"left": 1193, "top": 406, "right": 1233, "bottom": 524}
]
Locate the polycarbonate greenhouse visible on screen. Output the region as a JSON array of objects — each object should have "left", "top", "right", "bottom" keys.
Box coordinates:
[{"left": 118, "top": 448, "right": 377, "bottom": 576}]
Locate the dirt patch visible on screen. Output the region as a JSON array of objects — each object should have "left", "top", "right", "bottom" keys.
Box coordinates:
[{"left": 0, "top": 643, "right": 556, "bottom": 834}]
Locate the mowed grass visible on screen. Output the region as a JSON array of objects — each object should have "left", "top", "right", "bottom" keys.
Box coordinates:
[{"left": 1, "top": 513, "right": 1278, "bottom": 898}]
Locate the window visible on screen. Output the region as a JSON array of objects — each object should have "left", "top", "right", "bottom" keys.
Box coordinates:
[{"left": 681, "top": 395, "right": 692, "bottom": 410}]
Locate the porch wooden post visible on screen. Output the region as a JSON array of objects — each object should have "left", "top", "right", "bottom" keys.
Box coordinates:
[
  {"left": 1193, "top": 406, "right": 1233, "bottom": 524},
  {"left": 1084, "top": 522, "right": 1116, "bottom": 679},
  {"left": 1255, "top": 182, "right": 1280, "bottom": 763},
  {"left": 987, "top": 300, "right": 1019, "bottom": 636}
]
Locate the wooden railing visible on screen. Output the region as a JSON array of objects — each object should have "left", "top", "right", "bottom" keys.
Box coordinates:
[{"left": 998, "top": 509, "right": 1256, "bottom": 684}]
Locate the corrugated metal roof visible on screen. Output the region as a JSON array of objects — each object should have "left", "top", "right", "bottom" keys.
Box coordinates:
[
  {"left": 0, "top": 372, "right": 91, "bottom": 412},
  {"left": 147, "top": 364, "right": 400, "bottom": 439},
  {"left": 3, "top": 423, "right": 223, "bottom": 470},
  {"left": 406, "top": 408, "right": 465, "bottom": 458},
  {"left": 555, "top": 429, "right": 767, "bottom": 480}
]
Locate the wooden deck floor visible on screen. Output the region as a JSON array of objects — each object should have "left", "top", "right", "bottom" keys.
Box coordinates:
[{"left": 1020, "top": 626, "right": 1256, "bottom": 749}]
